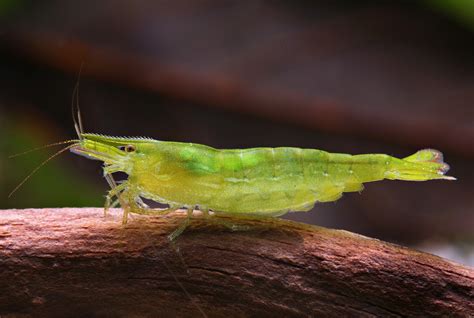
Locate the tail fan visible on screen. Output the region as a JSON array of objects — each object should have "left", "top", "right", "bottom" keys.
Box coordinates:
[{"left": 387, "top": 149, "right": 456, "bottom": 181}]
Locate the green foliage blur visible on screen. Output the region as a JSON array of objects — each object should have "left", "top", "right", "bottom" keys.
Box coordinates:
[
  {"left": 1, "top": 114, "right": 103, "bottom": 208},
  {"left": 427, "top": 0, "right": 474, "bottom": 30},
  {"left": 0, "top": 0, "right": 22, "bottom": 16}
]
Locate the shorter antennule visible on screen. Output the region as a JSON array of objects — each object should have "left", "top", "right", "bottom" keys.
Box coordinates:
[{"left": 72, "top": 62, "right": 85, "bottom": 140}]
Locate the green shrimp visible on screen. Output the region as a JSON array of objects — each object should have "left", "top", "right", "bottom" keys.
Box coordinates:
[
  {"left": 9, "top": 70, "right": 453, "bottom": 241},
  {"left": 70, "top": 133, "right": 455, "bottom": 230}
]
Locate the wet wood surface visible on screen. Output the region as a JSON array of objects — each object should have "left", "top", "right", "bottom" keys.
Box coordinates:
[{"left": 0, "top": 208, "right": 472, "bottom": 317}]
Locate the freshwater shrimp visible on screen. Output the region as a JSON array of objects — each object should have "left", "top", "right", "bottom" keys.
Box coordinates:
[
  {"left": 69, "top": 129, "right": 455, "bottom": 239},
  {"left": 10, "top": 84, "right": 455, "bottom": 240}
]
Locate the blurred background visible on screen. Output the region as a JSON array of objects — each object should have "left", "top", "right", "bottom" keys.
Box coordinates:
[{"left": 0, "top": 1, "right": 472, "bottom": 265}]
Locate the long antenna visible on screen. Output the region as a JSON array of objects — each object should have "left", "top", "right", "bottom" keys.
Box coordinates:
[
  {"left": 8, "top": 140, "right": 78, "bottom": 158},
  {"left": 8, "top": 144, "right": 77, "bottom": 198},
  {"left": 9, "top": 63, "right": 87, "bottom": 198}
]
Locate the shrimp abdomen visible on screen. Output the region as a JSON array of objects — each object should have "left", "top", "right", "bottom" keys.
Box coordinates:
[{"left": 137, "top": 143, "right": 453, "bottom": 216}]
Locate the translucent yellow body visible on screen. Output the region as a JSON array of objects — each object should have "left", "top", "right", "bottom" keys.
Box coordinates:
[{"left": 71, "top": 134, "right": 455, "bottom": 219}]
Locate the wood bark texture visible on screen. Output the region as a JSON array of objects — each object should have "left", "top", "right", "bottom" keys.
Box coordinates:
[{"left": 0, "top": 208, "right": 472, "bottom": 317}]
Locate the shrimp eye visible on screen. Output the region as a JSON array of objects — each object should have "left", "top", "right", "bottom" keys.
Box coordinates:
[{"left": 119, "top": 144, "right": 136, "bottom": 153}]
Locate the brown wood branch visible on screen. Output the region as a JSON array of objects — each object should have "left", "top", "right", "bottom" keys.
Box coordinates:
[{"left": 0, "top": 208, "right": 472, "bottom": 317}]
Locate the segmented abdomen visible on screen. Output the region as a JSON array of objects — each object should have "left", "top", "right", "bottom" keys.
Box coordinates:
[
  {"left": 214, "top": 147, "right": 314, "bottom": 214},
  {"left": 168, "top": 144, "right": 389, "bottom": 214},
  {"left": 135, "top": 143, "right": 391, "bottom": 215}
]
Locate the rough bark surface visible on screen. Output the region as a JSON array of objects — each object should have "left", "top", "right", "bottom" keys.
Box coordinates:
[{"left": 0, "top": 208, "right": 472, "bottom": 317}]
